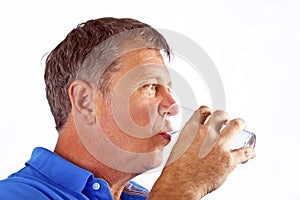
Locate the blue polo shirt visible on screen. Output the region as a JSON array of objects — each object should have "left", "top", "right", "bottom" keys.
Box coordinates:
[{"left": 0, "top": 147, "right": 148, "bottom": 199}]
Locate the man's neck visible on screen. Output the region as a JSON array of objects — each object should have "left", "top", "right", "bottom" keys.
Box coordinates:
[{"left": 54, "top": 118, "right": 137, "bottom": 200}]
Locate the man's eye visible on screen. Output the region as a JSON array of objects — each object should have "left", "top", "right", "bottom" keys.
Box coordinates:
[{"left": 144, "top": 84, "right": 157, "bottom": 90}]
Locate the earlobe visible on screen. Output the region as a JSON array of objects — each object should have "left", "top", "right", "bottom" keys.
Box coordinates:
[{"left": 68, "top": 80, "right": 96, "bottom": 124}]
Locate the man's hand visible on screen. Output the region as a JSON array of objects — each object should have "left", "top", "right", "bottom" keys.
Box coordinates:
[{"left": 149, "top": 106, "right": 256, "bottom": 200}]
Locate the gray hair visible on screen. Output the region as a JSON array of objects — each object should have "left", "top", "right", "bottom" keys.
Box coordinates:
[{"left": 44, "top": 18, "right": 170, "bottom": 131}]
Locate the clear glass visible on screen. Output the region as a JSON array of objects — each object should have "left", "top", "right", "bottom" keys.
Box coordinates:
[{"left": 163, "top": 104, "right": 256, "bottom": 150}]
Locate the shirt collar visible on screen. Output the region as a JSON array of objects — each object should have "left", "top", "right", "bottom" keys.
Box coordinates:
[
  {"left": 26, "top": 147, "right": 93, "bottom": 192},
  {"left": 25, "top": 147, "right": 148, "bottom": 199}
]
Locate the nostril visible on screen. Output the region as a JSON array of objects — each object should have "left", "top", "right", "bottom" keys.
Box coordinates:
[
  {"left": 163, "top": 111, "right": 170, "bottom": 116},
  {"left": 158, "top": 103, "right": 180, "bottom": 117}
]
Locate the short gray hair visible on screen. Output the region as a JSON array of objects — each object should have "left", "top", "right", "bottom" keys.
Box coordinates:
[{"left": 44, "top": 17, "right": 170, "bottom": 131}]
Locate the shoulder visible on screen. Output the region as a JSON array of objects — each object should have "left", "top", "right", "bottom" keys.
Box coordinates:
[{"left": 0, "top": 178, "right": 50, "bottom": 200}]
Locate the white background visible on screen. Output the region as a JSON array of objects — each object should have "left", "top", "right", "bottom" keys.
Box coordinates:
[{"left": 0, "top": 0, "right": 299, "bottom": 199}]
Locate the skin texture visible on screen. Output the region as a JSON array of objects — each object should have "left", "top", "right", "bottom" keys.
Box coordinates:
[
  {"left": 149, "top": 107, "right": 256, "bottom": 199},
  {"left": 54, "top": 48, "right": 256, "bottom": 200},
  {"left": 54, "top": 49, "right": 179, "bottom": 199}
]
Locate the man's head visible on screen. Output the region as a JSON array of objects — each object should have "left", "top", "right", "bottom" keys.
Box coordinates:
[
  {"left": 44, "top": 17, "right": 170, "bottom": 132},
  {"left": 45, "top": 17, "right": 179, "bottom": 172}
]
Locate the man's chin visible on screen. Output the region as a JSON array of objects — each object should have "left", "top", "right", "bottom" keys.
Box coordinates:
[{"left": 139, "top": 149, "right": 164, "bottom": 173}]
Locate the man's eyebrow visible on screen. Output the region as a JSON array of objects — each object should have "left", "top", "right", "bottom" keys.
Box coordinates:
[
  {"left": 135, "top": 75, "right": 160, "bottom": 85},
  {"left": 136, "top": 74, "right": 170, "bottom": 85}
]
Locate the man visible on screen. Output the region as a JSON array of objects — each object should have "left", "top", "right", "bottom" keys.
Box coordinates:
[{"left": 0, "top": 17, "right": 255, "bottom": 199}]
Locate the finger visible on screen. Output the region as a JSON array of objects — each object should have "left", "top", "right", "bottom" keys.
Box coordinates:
[
  {"left": 220, "top": 118, "right": 246, "bottom": 149},
  {"left": 207, "top": 110, "right": 229, "bottom": 132},
  {"left": 170, "top": 106, "right": 211, "bottom": 158},
  {"left": 198, "top": 110, "right": 229, "bottom": 158},
  {"left": 168, "top": 108, "right": 205, "bottom": 161},
  {"left": 231, "top": 147, "right": 256, "bottom": 164},
  {"left": 190, "top": 106, "right": 212, "bottom": 147},
  {"left": 198, "top": 105, "right": 212, "bottom": 124}
]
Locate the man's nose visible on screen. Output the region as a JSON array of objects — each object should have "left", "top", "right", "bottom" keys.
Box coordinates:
[{"left": 158, "top": 87, "right": 180, "bottom": 117}]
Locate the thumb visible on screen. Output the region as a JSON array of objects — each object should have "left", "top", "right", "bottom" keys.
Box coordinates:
[{"left": 231, "top": 147, "right": 256, "bottom": 164}]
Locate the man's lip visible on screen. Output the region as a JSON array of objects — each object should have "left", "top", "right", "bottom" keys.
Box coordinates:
[{"left": 159, "top": 132, "right": 171, "bottom": 140}]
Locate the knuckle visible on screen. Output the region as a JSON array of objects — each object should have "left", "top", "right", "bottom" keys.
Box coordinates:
[
  {"left": 212, "top": 110, "right": 229, "bottom": 119},
  {"left": 243, "top": 148, "right": 250, "bottom": 158},
  {"left": 243, "top": 148, "right": 255, "bottom": 159},
  {"left": 230, "top": 118, "right": 245, "bottom": 129},
  {"left": 199, "top": 106, "right": 212, "bottom": 115},
  {"left": 213, "top": 109, "right": 226, "bottom": 115}
]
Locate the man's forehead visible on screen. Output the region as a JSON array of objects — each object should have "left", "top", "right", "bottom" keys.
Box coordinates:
[
  {"left": 110, "top": 48, "right": 171, "bottom": 88},
  {"left": 137, "top": 65, "right": 171, "bottom": 81},
  {"left": 119, "top": 64, "right": 171, "bottom": 90},
  {"left": 119, "top": 48, "right": 165, "bottom": 66}
]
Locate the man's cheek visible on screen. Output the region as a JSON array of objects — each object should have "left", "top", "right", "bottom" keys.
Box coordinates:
[{"left": 129, "top": 103, "right": 152, "bottom": 127}]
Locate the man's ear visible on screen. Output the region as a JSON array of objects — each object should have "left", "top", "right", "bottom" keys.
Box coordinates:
[{"left": 68, "top": 80, "right": 96, "bottom": 124}]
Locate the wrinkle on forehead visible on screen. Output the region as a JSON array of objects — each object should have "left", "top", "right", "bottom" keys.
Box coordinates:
[
  {"left": 109, "top": 49, "right": 170, "bottom": 90},
  {"left": 119, "top": 48, "right": 165, "bottom": 67}
]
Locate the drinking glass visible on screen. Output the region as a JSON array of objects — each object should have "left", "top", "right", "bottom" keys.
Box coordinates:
[{"left": 163, "top": 104, "right": 256, "bottom": 150}]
